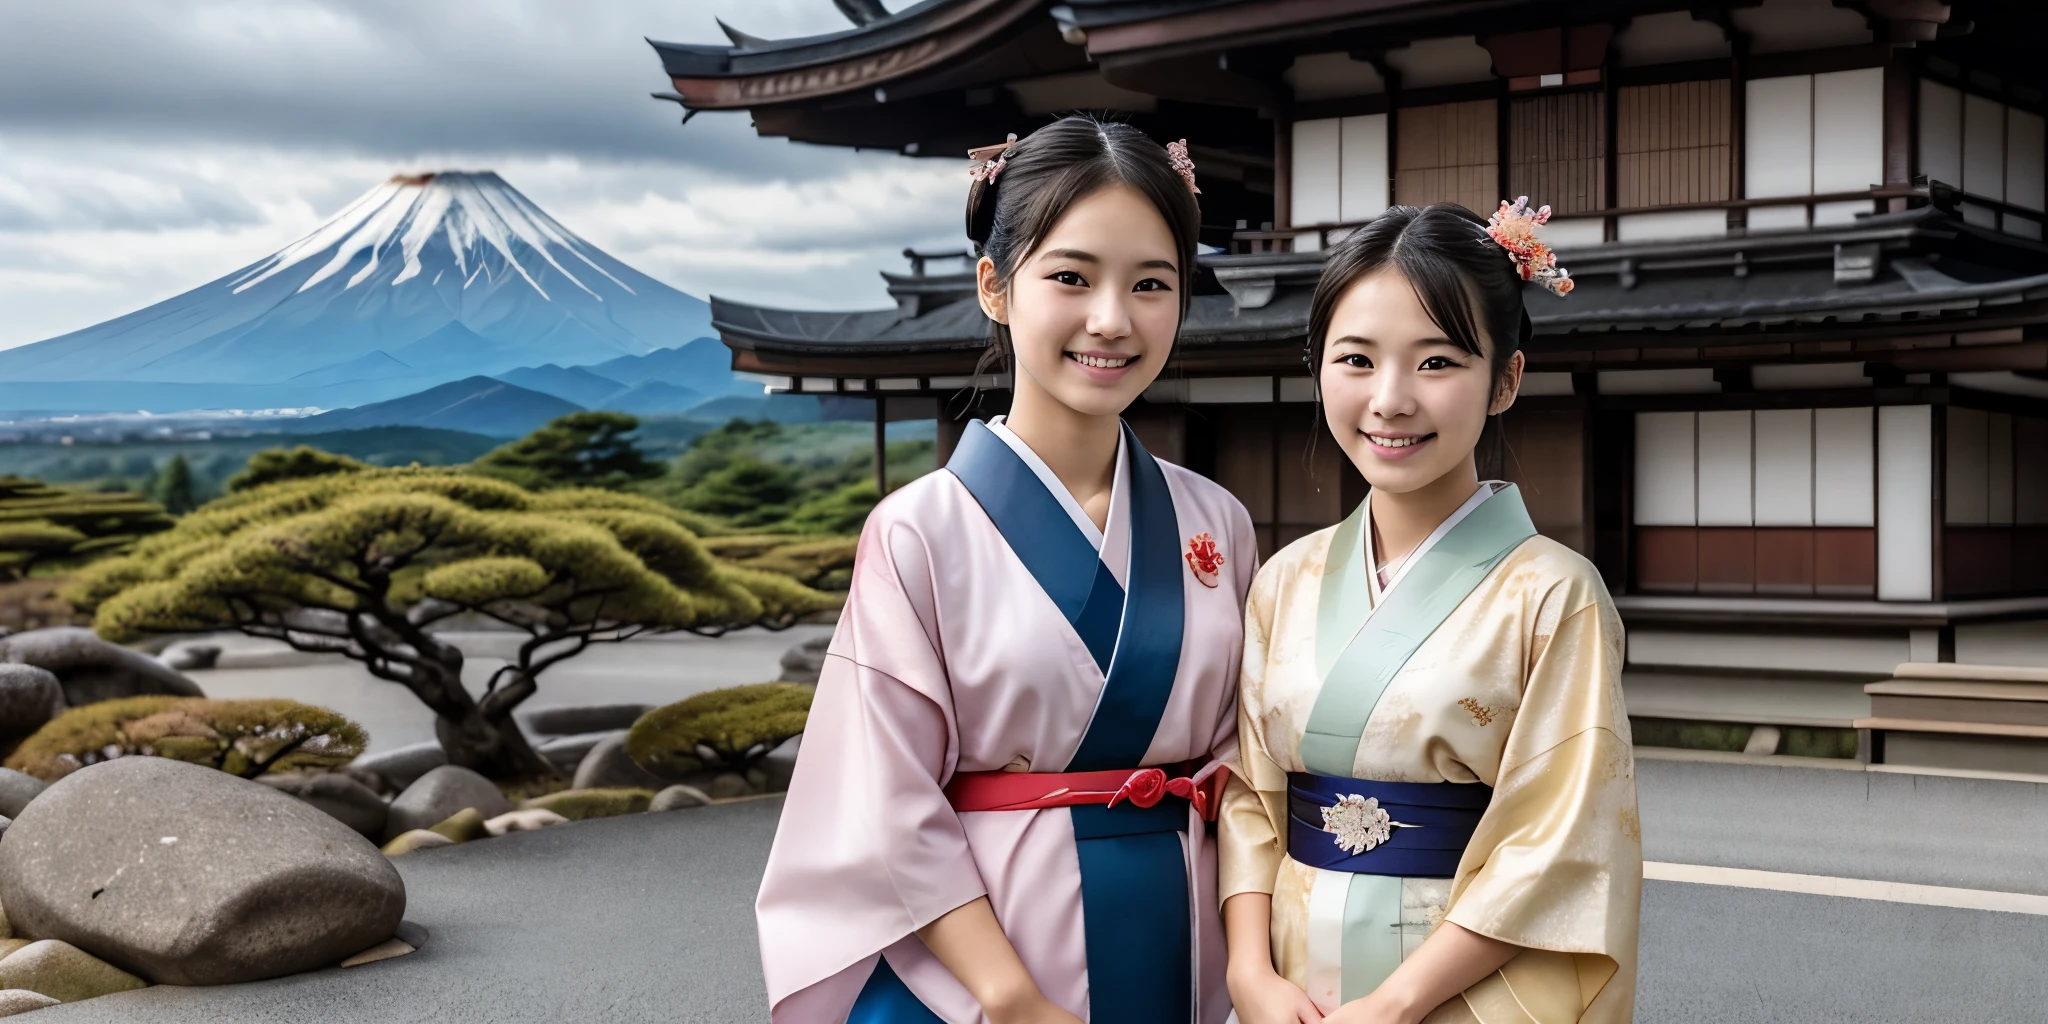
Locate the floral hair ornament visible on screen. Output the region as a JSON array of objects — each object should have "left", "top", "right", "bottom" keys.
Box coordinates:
[
  {"left": 1166, "top": 139, "right": 1201, "bottom": 194},
  {"left": 1486, "top": 196, "right": 1573, "bottom": 297},
  {"left": 968, "top": 133, "right": 1018, "bottom": 184}
]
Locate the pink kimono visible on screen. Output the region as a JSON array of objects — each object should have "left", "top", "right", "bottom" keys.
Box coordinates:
[{"left": 755, "top": 417, "right": 1255, "bottom": 1023}]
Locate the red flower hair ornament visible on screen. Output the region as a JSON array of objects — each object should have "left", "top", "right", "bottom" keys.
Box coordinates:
[{"left": 1486, "top": 196, "right": 1574, "bottom": 297}]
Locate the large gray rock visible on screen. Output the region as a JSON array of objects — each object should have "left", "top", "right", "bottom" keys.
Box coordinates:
[
  {"left": 0, "top": 771, "right": 46, "bottom": 820},
  {"left": 343, "top": 741, "right": 447, "bottom": 794},
  {"left": 572, "top": 731, "right": 665, "bottom": 791},
  {"left": 384, "top": 765, "right": 511, "bottom": 841},
  {"left": 0, "top": 627, "right": 204, "bottom": 706},
  {"left": 0, "top": 757, "right": 405, "bottom": 986},
  {"left": 648, "top": 785, "right": 711, "bottom": 812},
  {"left": 0, "top": 667, "right": 61, "bottom": 746},
  {"left": 257, "top": 772, "right": 389, "bottom": 840},
  {"left": 518, "top": 703, "right": 651, "bottom": 738},
  {"left": 777, "top": 636, "right": 832, "bottom": 684}
]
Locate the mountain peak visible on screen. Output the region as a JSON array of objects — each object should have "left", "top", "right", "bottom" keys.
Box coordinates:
[{"left": 0, "top": 171, "right": 714, "bottom": 413}]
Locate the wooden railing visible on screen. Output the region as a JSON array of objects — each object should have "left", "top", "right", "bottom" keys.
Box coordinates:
[{"left": 1227, "top": 183, "right": 1986, "bottom": 255}]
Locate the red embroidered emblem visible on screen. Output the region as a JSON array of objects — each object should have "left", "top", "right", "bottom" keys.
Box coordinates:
[{"left": 1185, "top": 532, "right": 1224, "bottom": 588}]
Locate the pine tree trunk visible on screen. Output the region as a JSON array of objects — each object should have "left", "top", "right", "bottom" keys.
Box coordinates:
[{"left": 435, "top": 703, "right": 557, "bottom": 781}]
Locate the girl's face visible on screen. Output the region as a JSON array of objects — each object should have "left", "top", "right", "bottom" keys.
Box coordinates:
[
  {"left": 978, "top": 184, "right": 1181, "bottom": 418},
  {"left": 1318, "top": 266, "right": 1523, "bottom": 494}
]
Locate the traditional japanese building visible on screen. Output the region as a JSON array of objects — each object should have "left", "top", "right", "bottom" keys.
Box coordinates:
[{"left": 651, "top": 0, "right": 2048, "bottom": 773}]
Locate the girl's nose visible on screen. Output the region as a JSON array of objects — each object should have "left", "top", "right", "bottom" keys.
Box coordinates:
[{"left": 1086, "top": 293, "right": 1133, "bottom": 342}]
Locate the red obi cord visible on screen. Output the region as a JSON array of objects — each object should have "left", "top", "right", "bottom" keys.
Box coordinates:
[{"left": 945, "top": 764, "right": 1230, "bottom": 822}]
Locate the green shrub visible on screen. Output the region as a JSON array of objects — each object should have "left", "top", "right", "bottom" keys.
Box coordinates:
[
  {"left": 228, "top": 446, "right": 368, "bottom": 492},
  {"left": 701, "top": 535, "right": 858, "bottom": 589},
  {"left": 522, "top": 787, "right": 655, "bottom": 820},
  {"left": 627, "top": 683, "right": 812, "bottom": 779},
  {"left": 5, "top": 696, "right": 368, "bottom": 781}
]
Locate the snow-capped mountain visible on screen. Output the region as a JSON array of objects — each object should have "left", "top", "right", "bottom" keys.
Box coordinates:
[{"left": 0, "top": 172, "right": 715, "bottom": 413}]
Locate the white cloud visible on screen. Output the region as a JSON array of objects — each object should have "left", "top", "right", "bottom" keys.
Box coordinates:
[{"left": 0, "top": 0, "right": 975, "bottom": 351}]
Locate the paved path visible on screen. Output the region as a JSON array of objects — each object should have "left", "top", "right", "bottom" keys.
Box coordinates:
[{"left": 33, "top": 759, "right": 2048, "bottom": 1022}]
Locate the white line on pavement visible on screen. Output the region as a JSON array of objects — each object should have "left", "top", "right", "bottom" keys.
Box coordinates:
[{"left": 1644, "top": 861, "right": 2048, "bottom": 917}]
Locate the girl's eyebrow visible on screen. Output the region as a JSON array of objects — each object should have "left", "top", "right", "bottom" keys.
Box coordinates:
[
  {"left": 1038, "top": 248, "right": 1097, "bottom": 263},
  {"left": 1139, "top": 258, "right": 1178, "bottom": 272}
]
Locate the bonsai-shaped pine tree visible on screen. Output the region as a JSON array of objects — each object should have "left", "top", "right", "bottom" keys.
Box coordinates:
[
  {"left": 228, "top": 445, "right": 368, "bottom": 492},
  {"left": 67, "top": 468, "right": 837, "bottom": 780},
  {"left": 0, "top": 476, "right": 174, "bottom": 581},
  {"left": 152, "top": 454, "right": 198, "bottom": 515},
  {"left": 471, "top": 411, "right": 664, "bottom": 492}
]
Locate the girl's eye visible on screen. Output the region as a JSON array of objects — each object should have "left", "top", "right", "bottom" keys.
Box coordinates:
[
  {"left": 1050, "top": 271, "right": 1087, "bottom": 287},
  {"left": 1419, "top": 356, "right": 1461, "bottom": 370},
  {"left": 1335, "top": 354, "right": 1373, "bottom": 369},
  {"left": 1133, "top": 277, "right": 1172, "bottom": 292}
]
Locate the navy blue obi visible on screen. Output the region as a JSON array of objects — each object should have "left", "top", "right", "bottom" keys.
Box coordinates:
[{"left": 1285, "top": 773, "right": 1492, "bottom": 878}]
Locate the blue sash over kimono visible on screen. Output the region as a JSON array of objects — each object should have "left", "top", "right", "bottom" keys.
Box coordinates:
[{"left": 849, "top": 418, "right": 1191, "bottom": 1023}]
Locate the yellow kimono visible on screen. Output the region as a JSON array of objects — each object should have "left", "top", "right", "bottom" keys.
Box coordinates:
[{"left": 1219, "top": 483, "right": 1639, "bottom": 1024}]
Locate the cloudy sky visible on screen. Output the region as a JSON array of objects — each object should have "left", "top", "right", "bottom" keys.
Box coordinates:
[{"left": 0, "top": 0, "right": 962, "bottom": 350}]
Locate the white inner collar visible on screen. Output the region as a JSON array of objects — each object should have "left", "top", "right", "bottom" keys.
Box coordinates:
[
  {"left": 1363, "top": 481, "right": 1506, "bottom": 604},
  {"left": 985, "top": 416, "right": 1130, "bottom": 582}
]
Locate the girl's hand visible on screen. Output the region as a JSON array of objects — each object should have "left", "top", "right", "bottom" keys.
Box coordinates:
[
  {"left": 1320, "top": 988, "right": 1424, "bottom": 1024},
  {"left": 1226, "top": 963, "right": 1325, "bottom": 1024}
]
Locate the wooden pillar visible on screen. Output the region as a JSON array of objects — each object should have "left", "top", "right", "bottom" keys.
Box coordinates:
[
  {"left": 1273, "top": 116, "right": 1292, "bottom": 230},
  {"left": 1883, "top": 51, "right": 1916, "bottom": 212},
  {"left": 874, "top": 395, "right": 889, "bottom": 497}
]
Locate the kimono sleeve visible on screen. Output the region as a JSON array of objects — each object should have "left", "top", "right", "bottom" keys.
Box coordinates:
[
  {"left": 754, "top": 510, "right": 988, "bottom": 1020},
  {"left": 1218, "top": 556, "right": 1292, "bottom": 903},
  {"left": 1443, "top": 577, "right": 1641, "bottom": 1024}
]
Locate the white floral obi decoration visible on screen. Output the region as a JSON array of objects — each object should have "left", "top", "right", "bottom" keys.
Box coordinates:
[{"left": 1320, "top": 794, "right": 1418, "bottom": 855}]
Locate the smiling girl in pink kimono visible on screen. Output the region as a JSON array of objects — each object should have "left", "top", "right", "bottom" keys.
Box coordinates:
[{"left": 755, "top": 116, "right": 1256, "bottom": 1024}]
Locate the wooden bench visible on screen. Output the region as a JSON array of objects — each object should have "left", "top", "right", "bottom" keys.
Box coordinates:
[{"left": 1857, "top": 662, "right": 2048, "bottom": 771}]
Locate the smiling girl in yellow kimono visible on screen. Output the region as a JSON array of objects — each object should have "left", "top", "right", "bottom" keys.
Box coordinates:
[{"left": 1220, "top": 200, "right": 1639, "bottom": 1024}]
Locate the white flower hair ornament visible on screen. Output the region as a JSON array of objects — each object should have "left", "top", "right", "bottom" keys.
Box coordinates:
[{"left": 1486, "top": 196, "right": 1574, "bottom": 297}]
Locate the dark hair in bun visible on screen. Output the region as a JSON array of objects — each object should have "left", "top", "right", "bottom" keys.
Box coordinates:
[{"left": 966, "top": 115, "right": 1202, "bottom": 372}]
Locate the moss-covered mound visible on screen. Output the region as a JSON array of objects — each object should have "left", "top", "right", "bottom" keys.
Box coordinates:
[
  {"left": 626, "top": 682, "right": 812, "bottom": 779},
  {"left": 522, "top": 787, "right": 655, "bottom": 820},
  {"left": 699, "top": 535, "right": 857, "bottom": 591},
  {"left": 5, "top": 696, "right": 367, "bottom": 781}
]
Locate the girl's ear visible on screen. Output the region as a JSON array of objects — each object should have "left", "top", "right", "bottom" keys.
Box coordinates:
[
  {"left": 1489, "top": 349, "right": 1525, "bottom": 417},
  {"left": 976, "top": 255, "right": 1008, "bottom": 325}
]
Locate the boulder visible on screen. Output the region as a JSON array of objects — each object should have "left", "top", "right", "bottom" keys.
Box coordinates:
[
  {"left": 0, "top": 627, "right": 204, "bottom": 706},
  {"left": 0, "top": 771, "right": 42, "bottom": 820},
  {"left": 519, "top": 703, "right": 652, "bottom": 738},
  {"left": 0, "top": 758, "right": 405, "bottom": 986},
  {"left": 483, "top": 808, "right": 568, "bottom": 836},
  {"left": 256, "top": 772, "right": 388, "bottom": 840},
  {"left": 572, "top": 731, "right": 666, "bottom": 791},
  {"left": 520, "top": 788, "right": 653, "bottom": 821},
  {"left": 777, "top": 635, "right": 832, "bottom": 684},
  {"left": 759, "top": 734, "right": 802, "bottom": 793},
  {"left": 648, "top": 785, "right": 711, "bottom": 812},
  {"left": 384, "top": 766, "right": 511, "bottom": 841},
  {"left": 0, "top": 942, "right": 23, "bottom": 961},
  {"left": 536, "top": 731, "right": 615, "bottom": 774},
  {"left": 0, "top": 989, "right": 60, "bottom": 1017},
  {"left": 708, "top": 773, "right": 752, "bottom": 800},
  {"left": 0, "top": 941, "right": 145, "bottom": 1003},
  {"left": 343, "top": 741, "right": 447, "bottom": 794},
  {"left": 426, "top": 808, "right": 488, "bottom": 843},
  {"left": 158, "top": 642, "right": 221, "bottom": 672},
  {"left": 380, "top": 830, "right": 455, "bottom": 856},
  {"left": 0, "top": 667, "right": 61, "bottom": 746}
]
